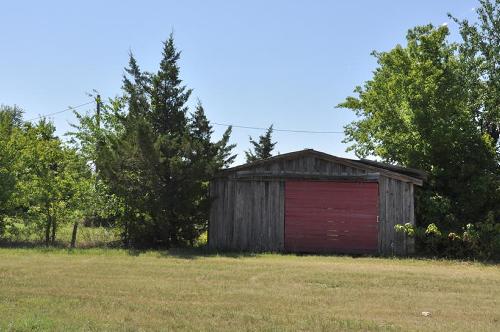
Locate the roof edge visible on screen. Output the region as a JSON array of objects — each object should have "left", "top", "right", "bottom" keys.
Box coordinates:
[{"left": 218, "top": 149, "right": 424, "bottom": 185}]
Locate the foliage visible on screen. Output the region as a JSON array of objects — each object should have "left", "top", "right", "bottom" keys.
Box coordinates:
[
  {"left": 395, "top": 218, "right": 500, "bottom": 260},
  {"left": 193, "top": 230, "right": 208, "bottom": 248},
  {"left": 68, "top": 97, "right": 127, "bottom": 228},
  {"left": 71, "top": 35, "right": 236, "bottom": 248},
  {"left": 0, "top": 105, "right": 22, "bottom": 235},
  {"left": 245, "top": 125, "right": 276, "bottom": 162},
  {"left": 2, "top": 34, "right": 236, "bottom": 249},
  {"left": 0, "top": 104, "right": 97, "bottom": 245},
  {"left": 394, "top": 223, "right": 415, "bottom": 237},
  {"left": 339, "top": 1, "right": 500, "bottom": 258},
  {"left": 11, "top": 120, "right": 94, "bottom": 244},
  {"left": 449, "top": 0, "right": 500, "bottom": 144}
]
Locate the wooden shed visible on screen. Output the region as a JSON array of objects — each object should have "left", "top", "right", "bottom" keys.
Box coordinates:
[{"left": 209, "top": 149, "right": 425, "bottom": 255}]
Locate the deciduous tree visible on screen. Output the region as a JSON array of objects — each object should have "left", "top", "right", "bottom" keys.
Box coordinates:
[{"left": 337, "top": 24, "right": 498, "bottom": 234}]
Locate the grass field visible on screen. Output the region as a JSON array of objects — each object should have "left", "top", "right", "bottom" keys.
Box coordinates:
[{"left": 0, "top": 249, "right": 499, "bottom": 331}]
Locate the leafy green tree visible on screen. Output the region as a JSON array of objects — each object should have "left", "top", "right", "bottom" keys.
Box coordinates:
[
  {"left": 449, "top": 0, "right": 500, "bottom": 144},
  {"left": 0, "top": 105, "right": 24, "bottom": 236},
  {"left": 0, "top": 145, "right": 13, "bottom": 236},
  {"left": 0, "top": 143, "right": 13, "bottom": 218},
  {"left": 0, "top": 105, "right": 23, "bottom": 135},
  {"left": 68, "top": 96, "right": 126, "bottom": 229},
  {"left": 337, "top": 24, "right": 498, "bottom": 236},
  {"left": 245, "top": 125, "right": 276, "bottom": 162},
  {"left": 9, "top": 119, "right": 92, "bottom": 245}
]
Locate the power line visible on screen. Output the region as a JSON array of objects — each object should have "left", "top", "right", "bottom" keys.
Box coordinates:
[
  {"left": 25, "top": 100, "right": 95, "bottom": 122},
  {"left": 24, "top": 100, "right": 344, "bottom": 135},
  {"left": 212, "top": 122, "right": 344, "bottom": 134}
]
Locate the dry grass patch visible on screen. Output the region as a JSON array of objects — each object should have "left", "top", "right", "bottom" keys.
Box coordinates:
[{"left": 0, "top": 249, "right": 499, "bottom": 331}]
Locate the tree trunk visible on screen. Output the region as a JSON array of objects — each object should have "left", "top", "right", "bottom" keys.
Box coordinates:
[
  {"left": 45, "top": 209, "right": 51, "bottom": 246},
  {"left": 50, "top": 217, "right": 56, "bottom": 244},
  {"left": 70, "top": 221, "right": 78, "bottom": 248},
  {"left": 123, "top": 219, "right": 129, "bottom": 247}
]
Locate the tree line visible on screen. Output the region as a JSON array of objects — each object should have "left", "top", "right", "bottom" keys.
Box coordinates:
[{"left": 0, "top": 35, "right": 277, "bottom": 248}]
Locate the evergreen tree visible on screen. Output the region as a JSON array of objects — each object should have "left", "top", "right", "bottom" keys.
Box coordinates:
[
  {"left": 181, "top": 101, "right": 236, "bottom": 243},
  {"left": 245, "top": 125, "right": 276, "bottom": 162},
  {"left": 83, "top": 35, "right": 236, "bottom": 248},
  {"left": 98, "top": 35, "right": 189, "bottom": 247}
]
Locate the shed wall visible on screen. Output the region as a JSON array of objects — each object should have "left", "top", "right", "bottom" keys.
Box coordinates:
[
  {"left": 378, "top": 177, "right": 415, "bottom": 255},
  {"left": 209, "top": 178, "right": 284, "bottom": 251}
]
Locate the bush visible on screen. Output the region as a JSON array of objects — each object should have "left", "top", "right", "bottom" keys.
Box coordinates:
[
  {"left": 395, "top": 218, "right": 500, "bottom": 260},
  {"left": 193, "top": 231, "right": 208, "bottom": 248},
  {"left": 0, "top": 216, "right": 45, "bottom": 243}
]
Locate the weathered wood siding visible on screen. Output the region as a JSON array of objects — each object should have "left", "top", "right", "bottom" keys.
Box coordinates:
[
  {"left": 209, "top": 154, "right": 416, "bottom": 255},
  {"left": 252, "top": 155, "right": 368, "bottom": 176},
  {"left": 209, "top": 178, "right": 284, "bottom": 251},
  {"left": 378, "top": 177, "right": 415, "bottom": 255}
]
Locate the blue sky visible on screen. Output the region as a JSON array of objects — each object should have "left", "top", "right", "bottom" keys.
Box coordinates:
[{"left": 0, "top": 0, "right": 478, "bottom": 165}]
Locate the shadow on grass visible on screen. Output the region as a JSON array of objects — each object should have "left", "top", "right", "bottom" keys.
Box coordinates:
[
  {"left": 0, "top": 240, "right": 66, "bottom": 249},
  {"left": 2, "top": 241, "right": 498, "bottom": 264},
  {"left": 0, "top": 242, "right": 372, "bottom": 260},
  {"left": 147, "top": 248, "right": 500, "bottom": 264},
  {"left": 152, "top": 247, "right": 410, "bottom": 261},
  {"left": 125, "top": 246, "right": 264, "bottom": 260},
  {"left": 0, "top": 240, "right": 122, "bottom": 252}
]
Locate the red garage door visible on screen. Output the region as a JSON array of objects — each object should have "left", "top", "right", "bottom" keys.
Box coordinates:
[{"left": 285, "top": 181, "right": 379, "bottom": 254}]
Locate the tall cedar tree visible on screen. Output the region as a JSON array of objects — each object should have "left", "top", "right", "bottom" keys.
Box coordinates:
[
  {"left": 245, "top": 125, "right": 276, "bottom": 162},
  {"left": 95, "top": 35, "right": 235, "bottom": 248}
]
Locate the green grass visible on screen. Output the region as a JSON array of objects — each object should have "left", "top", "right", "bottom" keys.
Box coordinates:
[{"left": 0, "top": 249, "right": 499, "bottom": 331}]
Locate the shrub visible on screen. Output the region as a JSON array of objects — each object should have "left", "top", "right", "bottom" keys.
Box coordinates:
[{"left": 395, "top": 218, "right": 500, "bottom": 261}]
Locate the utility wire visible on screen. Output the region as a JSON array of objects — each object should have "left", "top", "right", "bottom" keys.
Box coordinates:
[
  {"left": 25, "top": 100, "right": 95, "bottom": 122},
  {"left": 24, "top": 100, "right": 344, "bottom": 134},
  {"left": 212, "top": 122, "right": 344, "bottom": 134}
]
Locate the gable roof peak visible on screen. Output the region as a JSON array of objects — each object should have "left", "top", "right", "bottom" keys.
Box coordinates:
[{"left": 219, "top": 149, "right": 424, "bottom": 185}]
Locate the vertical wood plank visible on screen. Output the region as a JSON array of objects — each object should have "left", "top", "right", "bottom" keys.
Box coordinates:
[{"left": 377, "top": 177, "right": 385, "bottom": 253}]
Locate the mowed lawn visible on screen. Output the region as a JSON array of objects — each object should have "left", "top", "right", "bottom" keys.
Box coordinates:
[{"left": 0, "top": 249, "right": 499, "bottom": 331}]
